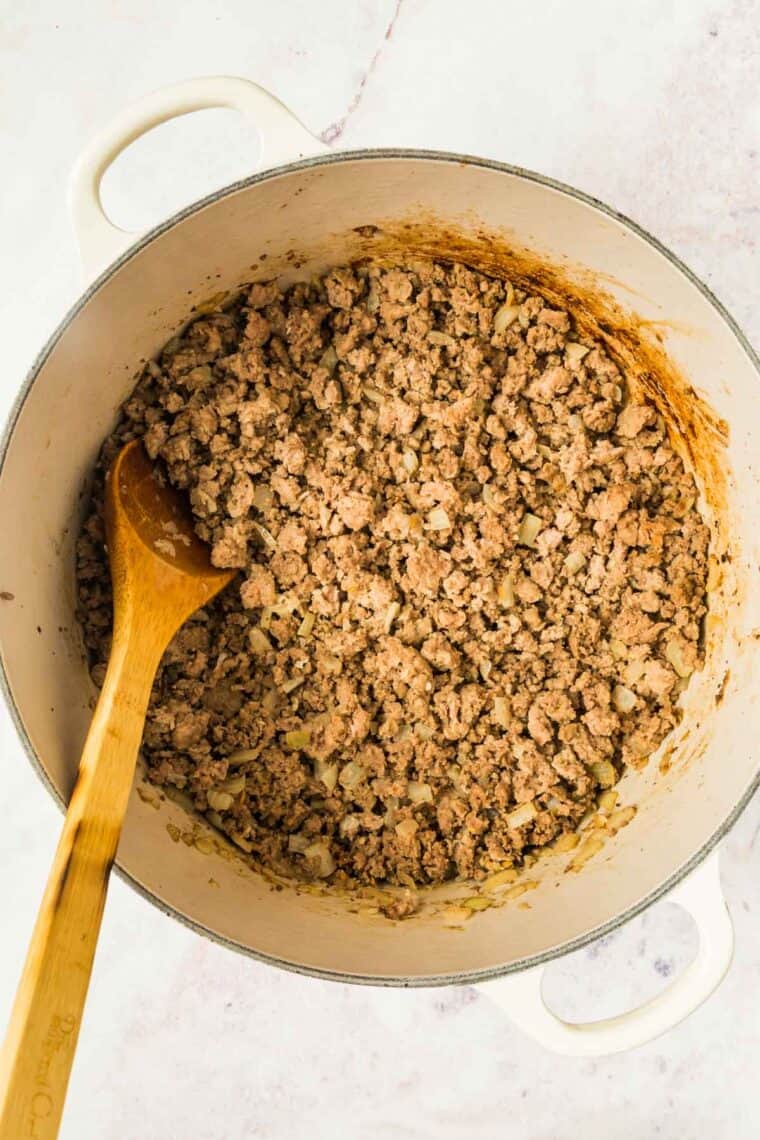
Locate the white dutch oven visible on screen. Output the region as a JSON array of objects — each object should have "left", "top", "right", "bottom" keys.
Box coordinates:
[{"left": 1, "top": 77, "right": 758, "bottom": 1057}]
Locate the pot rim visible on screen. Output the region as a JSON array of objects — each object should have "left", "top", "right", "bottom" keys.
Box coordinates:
[{"left": 1, "top": 147, "right": 758, "bottom": 987}]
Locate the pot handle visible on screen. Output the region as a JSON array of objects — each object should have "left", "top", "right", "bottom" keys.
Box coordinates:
[
  {"left": 476, "top": 850, "right": 733, "bottom": 1056},
  {"left": 69, "top": 75, "right": 329, "bottom": 277}
]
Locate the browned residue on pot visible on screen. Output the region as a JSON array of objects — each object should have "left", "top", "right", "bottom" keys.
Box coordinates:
[{"left": 714, "top": 669, "right": 731, "bottom": 707}]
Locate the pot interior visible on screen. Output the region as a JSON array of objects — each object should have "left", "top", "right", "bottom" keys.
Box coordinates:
[{"left": 1, "top": 154, "right": 758, "bottom": 982}]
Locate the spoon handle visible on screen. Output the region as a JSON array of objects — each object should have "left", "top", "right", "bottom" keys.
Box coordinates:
[{"left": 0, "top": 630, "right": 164, "bottom": 1140}]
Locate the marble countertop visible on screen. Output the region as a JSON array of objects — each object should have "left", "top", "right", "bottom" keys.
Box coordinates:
[{"left": 1, "top": 1, "right": 758, "bottom": 1136}]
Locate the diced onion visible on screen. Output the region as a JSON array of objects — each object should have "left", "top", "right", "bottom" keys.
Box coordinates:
[
  {"left": 598, "top": 789, "right": 619, "bottom": 814},
  {"left": 565, "top": 342, "right": 590, "bottom": 368},
  {"left": 366, "top": 287, "right": 379, "bottom": 313},
  {"left": 609, "top": 639, "right": 627, "bottom": 660},
  {"left": 568, "top": 833, "right": 606, "bottom": 872},
  {"left": 553, "top": 832, "right": 580, "bottom": 853},
  {"left": 339, "top": 815, "right": 360, "bottom": 839},
  {"left": 462, "top": 895, "right": 492, "bottom": 911},
  {"left": 506, "top": 800, "right": 537, "bottom": 829},
  {"left": 252, "top": 522, "right": 278, "bottom": 552},
  {"left": 395, "top": 818, "right": 419, "bottom": 840},
  {"left": 402, "top": 450, "right": 419, "bottom": 475},
  {"left": 207, "top": 789, "right": 233, "bottom": 812},
  {"left": 186, "top": 363, "right": 213, "bottom": 386},
  {"left": 494, "top": 303, "right": 520, "bottom": 333},
  {"left": 270, "top": 594, "right": 300, "bottom": 617},
  {"left": 406, "top": 781, "right": 433, "bottom": 804},
  {"left": 483, "top": 867, "right": 518, "bottom": 889},
  {"left": 281, "top": 676, "right": 306, "bottom": 694},
  {"left": 504, "top": 880, "right": 538, "bottom": 901},
  {"left": 339, "top": 761, "right": 365, "bottom": 790},
  {"left": 493, "top": 696, "right": 511, "bottom": 728},
  {"left": 590, "top": 759, "right": 617, "bottom": 788},
  {"left": 304, "top": 840, "right": 336, "bottom": 877},
  {"left": 428, "top": 330, "right": 456, "bottom": 347},
  {"left": 665, "top": 640, "right": 693, "bottom": 678},
  {"left": 608, "top": 805, "right": 637, "bottom": 833},
  {"left": 383, "top": 795, "right": 399, "bottom": 828},
  {"left": 319, "top": 345, "right": 338, "bottom": 375},
  {"left": 226, "top": 748, "right": 260, "bottom": 764},
  {"left": 518, "top": 513, "right": 542, "bottom": 547},
  {"left": 288, "top": 833, "right": 311, "bottom": 854},
  {"left": 612, "top": 684, "right": 637, "bottom": 713},
  {"left": 285, "top": 728, "right": 311, "bottom": 750},
  {"left": 497, "top": 574, "right": 515, "bottom": 608},
  {"left": 297, "top": 612, "right": 315, "bottom": 638},
  {"left": 623, "top": 658, "right": 646, "bottom": 685},
  {"left": 408, "top": 514, "right": 424, "bottom": 539},
  {"left": 314, "top": 758, "right": 338, "bottom": 793},
  {"left": 479, "top": 660, "right": 492, "bottom": 681},
  {"left": 383, "top": 601, "right": 401, "bottom": 634},
  {"left": 482, "top": 482, "right": 498, "bottom": 509},
  {"left": 428, "top": 506, "right": 451, "bottom": 531},
  {"left": 564, "top": 550, "right": 586, "bottom": 575}
]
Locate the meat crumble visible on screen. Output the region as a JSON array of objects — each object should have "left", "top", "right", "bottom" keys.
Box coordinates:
[{"left": 76, "top": 259, "right": 709, "bottom": 888}]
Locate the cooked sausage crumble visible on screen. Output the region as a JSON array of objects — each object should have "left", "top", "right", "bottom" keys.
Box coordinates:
[{"left": 77, "top": 259, "right": 709, "bottom": 888}]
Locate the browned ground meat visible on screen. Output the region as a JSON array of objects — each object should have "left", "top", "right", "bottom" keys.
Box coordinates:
[{"left": 77, "top": 259, "right": 709, "bottom": 888}]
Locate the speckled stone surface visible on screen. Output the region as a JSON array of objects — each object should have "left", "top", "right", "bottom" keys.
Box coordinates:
[{"left": 0, "top": 2, "right": 758, "bottom": 1137}]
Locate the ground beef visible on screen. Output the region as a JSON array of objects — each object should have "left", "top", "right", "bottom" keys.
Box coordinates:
[{"left": 76, "top": 259, "right": 709, "bottom": 888}]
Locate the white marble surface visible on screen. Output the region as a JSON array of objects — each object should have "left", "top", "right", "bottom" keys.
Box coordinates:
[{"left": 1, "top": 1, "right": 759, "bottom": 1136}]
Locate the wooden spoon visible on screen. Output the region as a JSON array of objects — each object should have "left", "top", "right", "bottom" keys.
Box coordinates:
[{"left": 0, "top": 440, "right": 234, "bottom": 1140}]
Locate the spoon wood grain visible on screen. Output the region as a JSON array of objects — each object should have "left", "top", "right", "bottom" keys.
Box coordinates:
[{"left": 0, "top": 439, "right": 234, "bottom": 1140}]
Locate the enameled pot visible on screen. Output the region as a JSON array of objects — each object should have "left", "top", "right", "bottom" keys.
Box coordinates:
[{"left": 1, "top": 77, "right": 758, "bottom": 1055}]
